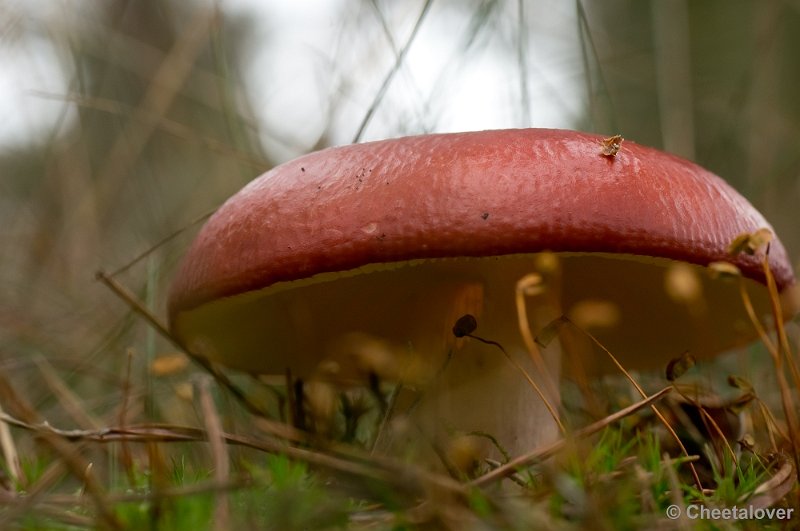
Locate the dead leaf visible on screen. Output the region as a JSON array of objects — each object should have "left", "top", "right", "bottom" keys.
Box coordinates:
[
  {"left": 568, "top": 299, "right": 620, "bottom": 329},
  {"left": 728, "top": 228, "right": 773, "bottom": 256},
  {"left": 727, "top": 375, "right": 754, "bottom": 393},
  {"left": 744, "top": 455, "right": 794, "bottom": 509},
  {"left": 534, "top": 316, "right": 569, "bottom": 348},
  {"left": 708, "top": 261, "right": 741, "bottom": 280},
  {"left": 665, "top": 263, "right": 702, "bottom": 304},
  {"left": 150, "top": 353, "right": 189, "bottom": 376},
  {"left": 600, "top": 134, "right": 623, "bottom": 157},
  {"left": 665, "top": 351, "right": 696, "bottom": 381}
]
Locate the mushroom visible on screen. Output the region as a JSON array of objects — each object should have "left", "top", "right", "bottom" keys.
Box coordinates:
[{"left": 167, "top": 129, "right": 797, "bottom": 462}]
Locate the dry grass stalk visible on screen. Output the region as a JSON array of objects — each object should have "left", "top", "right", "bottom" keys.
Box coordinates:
[
  {"left": 81, "top": 8, "right": 217, "bottom": 224},
  {"left": 538, "top": 316, "right": 705, "bottom": 491},
  {"left": 460, "top": 323, "right": 565, "bottom": 435},
  {"left": 0, "top": 401, "right": 22, "bottom": 485},
  {"left": 116, "top": 350, "right": 136, "bottom": 486},
  {"left": 759, "top": 253, "right": 800, "bottom": 482},
  {"left": 351, "top": 0, "right": 434, "bottom": 143},
  {"left": 663, "top": 453, "right": 691, "bottom": 530},
  {"left": 470, "top": 386, "right": 672, "bottom": 487},
  {"left": 0, "top": 373, "right": 122, "bottom": 529},
  {"left": 670, "top": 389, "right": 740, "bottom": 469},
  {"left": 197, "top": 376, "right": 230, "bottom": 531},
  {"left": 0, "top": 408, "right": 466, "bottom": 501},
  {"left": 515, "top": 273, "right": 560, "bottom": 403},
  {"left": 33, "top": 354, "right": 102, "bottom": 430},
  {"left": 95, "top": 270, "right": 272, "bottom": 422},
  {"left": 734, "top": 239, "right": 800, "bottom": 481},
  {"left": 32, "top": 92, "right": 269, "bottom": 172}
]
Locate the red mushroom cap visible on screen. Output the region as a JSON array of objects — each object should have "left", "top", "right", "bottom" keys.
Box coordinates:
[{"left": 169, "top": 128, "right": 795, "bottom": 321}]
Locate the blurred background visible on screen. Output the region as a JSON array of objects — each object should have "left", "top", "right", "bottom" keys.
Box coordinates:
[{"left": 0, "top": 0, "right": 798, "bottom": 434}]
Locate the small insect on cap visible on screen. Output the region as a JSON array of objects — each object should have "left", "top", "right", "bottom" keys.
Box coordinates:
[{"left": 168, "top": 129, "right": 796, "bottom": 377}]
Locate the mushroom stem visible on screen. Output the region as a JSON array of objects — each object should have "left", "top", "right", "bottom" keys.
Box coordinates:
[
  {"left": 381, "top": 256, "right": 564, "bottom": 464},
  {"left": 408, "top": 324, "right": 562, "bottom": 464}
]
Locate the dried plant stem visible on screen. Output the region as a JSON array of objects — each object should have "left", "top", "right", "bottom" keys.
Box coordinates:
[
  {"left": 466, "top": 334, "right": 565, "bottom": 435},
  {"left": 32, "top": 92, "right": 268, "bottom": 172},
  {"left": 756, "top": 399, "right": 786, "bottom": 452},
  {"left": 95, "top": 271, "right": 272, "bottom": 422},
  {"left": 352, "top": 0, "right": 434, "bottom": 143},
  {"left": 0, "top": 402, "right": 21, "bottom": 485},
  {"left": 663, "top": 453, "right": 691, "bottom": 530},
  {"left": 738, "top": 280, "right": 779, "bottom": 356},
  {"left": 197, "top": 377, "right": 230, "bottom": 531},
  {"left": 82, "top": 8, "right": 216, "bottom": 224},
  {"left": 758, "top": 254, "right": 800, "bottom": 482},
  {"left": 515, "top": 274, "right": 560, "bottom": 402},
  {"left": 33, "top": 354, "right": 102, "bottom": 430},
  {"left": 106, "top": 207, "right": 216, "bottom": 277},
  {"left": 559, "top": 317, "right": 704, "bottom": 492},
  {"left": 0, "top": 411, "right": 466, "bottom": 501},
  {"left": 470, "top": 386, "right": 672, "bottom": 487},
  {"left": 671, "top": 389, "right": 738, "bottom": 468},
  {"left": 117, "top": 350, "right": 136, "bottom": 486},
  {"left": 0, "top": 374, "right": 122, "bottom": 529},
  {"left": 737, "top": 272, "right": 797, "bottom": 462}
]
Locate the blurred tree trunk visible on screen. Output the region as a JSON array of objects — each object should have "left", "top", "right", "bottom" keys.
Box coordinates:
[
  {"left": 0, "top": 0, "right": 270, "bottom": 410},
  {"left": 580, "top": 0, "right": 800, "bottom": 257}
]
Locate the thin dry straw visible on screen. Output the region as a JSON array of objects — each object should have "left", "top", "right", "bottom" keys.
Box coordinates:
[
  {"left": 95, "top": 271, "right": 273, "bottom": 423},
  {"left": 469, "top": 386, "right": 672, "bottom": 487},
  {"left": 197, "top": 376, "right": 230, "bottom": 531},
  {"left": 0, "top": 373, "right": 122, "bottom": 529},
  {"left": 351, "top": 0, "right": 434, "bottom": 143}
]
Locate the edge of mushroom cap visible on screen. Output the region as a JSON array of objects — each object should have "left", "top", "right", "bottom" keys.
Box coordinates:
[{"left": 167, "top": 128, "right": 796, "bottom": 323}]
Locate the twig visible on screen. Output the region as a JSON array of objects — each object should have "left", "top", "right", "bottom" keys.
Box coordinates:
[
  {"left": 367, "top": 0, "right": 432, "bottom": 133},
  {"left": 4, "top": 476, "right": 254, "bottom": 507},
  {"left": 31, "top": 92, "right": 268, "bottom": 173},
  {"left": 558, "top": 316, "right": 705, "bottom": 491},
  {"left": 117, "top": 350, "right": 136, "bottom": 486},
  {"left": 0, "top": 411, "right": 465, "bottom": 499},
  {"left": 95, "top": 271, "right": 272, "bottom": 422},
  {"left": 469, "top": 386, "right": 672, "bottom": 487},
  {"left": 0, "top": 373, "right": 122, "bottom": 529},
  {"left": 0, "top": 402, "right": 21, "bottom": 486},
  {"left": 515, "top": 273, "right": 560, "bottom": 405},
  {"left": 516, "top": 0, "right": 531, "bottom": 126},
  {"left": 576, "top": 0, "right": 617, "bottom": 130},
  {"left": 33, "top": 354, "right": 102, "bottom": 430},
  {"left": 197, "top": 377, "right": 230, "bottom": 531},
  {"left": 351, "top": 0, "right": 434, "bottom": 143},
  {"left": 663, "top": 453, "right": 691, "bottom": 530},
  {"left": 76, "top": 8, "right": 216, "bottom": 225},
  {"left": 106, "top": 207, "right": 216, "bottom": 278},
  {"left": 759, "top": 253, "right": 800, "bottom": 481},
  {"left": 465, "top": 332, "right": 565, "bottom": 435}
]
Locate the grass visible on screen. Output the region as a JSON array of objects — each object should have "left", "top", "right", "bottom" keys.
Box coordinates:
[
  {"left": 1, "top": 289, "right": 797, "bottom": 530},
  {"left": 7, "top": 416, "right": 791, "bottom": 529}
]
